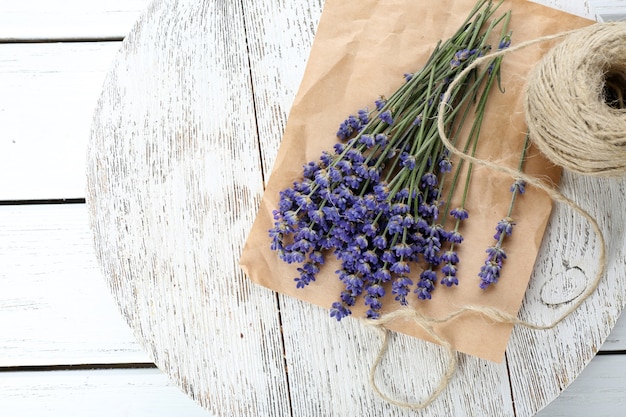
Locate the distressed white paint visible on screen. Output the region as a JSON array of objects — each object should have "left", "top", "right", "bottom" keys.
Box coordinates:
[
  {"left": 531, "top": 0, "right": 596, "bottom": 18},
  {"left": 85, "top": 1, "right": 626, "bottom": 417},
  {"left": 0, "top": 0, "right": 622, "bottom": 416},
  {"left": 0, "top": 368, "right": 211, "bottom": 417},
  {"left": 0, "top": 0, "right": 150, "bottom": 40},
  {"left": 0, "top": 42, "right": 122, "bottom": 200},
  {"left": 603, "top": 312, "right": 626, "bottom": 350},
  {"left": 1, "top": 203, "right": 620, "bottom": 370},
  {"left": 86, "top": 2, "right": 292, "bottom": 416},
  {"left": 592, "top": 0, "right": 626, "bottom": 20},
  {"left": 0, "top": 204, "right": 149, "bottom": 366},
  {"left": 0, "top": 202, "right": 623, "bottom": 415},
  {"left": 507, "top": 173, "right": 626, "bottom": 415},
  {"left": 537, "top": 355, "right": 626, "bottom": 416}
]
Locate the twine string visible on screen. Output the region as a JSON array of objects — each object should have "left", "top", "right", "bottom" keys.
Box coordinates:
[
  {"left": 366, "top": 22, "right": 626, "bottom": 409},
  {"left": 367, "top": 310, "right": 458, "bottom": 410}
]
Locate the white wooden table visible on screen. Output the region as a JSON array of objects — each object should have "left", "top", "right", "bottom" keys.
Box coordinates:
[{"left": 2, "top": 1, "right": 626, "bottom": 416}]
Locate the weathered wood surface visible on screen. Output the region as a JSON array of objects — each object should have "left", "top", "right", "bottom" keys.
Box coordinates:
[
  {"left": 593, "top": 0, "right": 626, "bottom": 20},
  {"left": 0, "top": 0, "right": 150, "bottom": 40},
  {"left": 1, "top": 0, "right": 624, "bottom": 415},
  {"left": 537, "top": 354, "right": 626, "bottom": 417},
  {"left": 0, "top": 204, "right": 626, "bottom": 417},
  {"left": 84, "top": 1, "right": 626, "bottom": 417},
  {"left": 0, "top": 368, "right": 210, "bottom": 417},
  {"left": 0, "top": 204, "right": 149, "bottom": 367},
  {"left": 0, "top": 42, "right": 122, "bottom": 200},
  {"left": 87, "top": 2, "right": 292, "bottom": 416}
]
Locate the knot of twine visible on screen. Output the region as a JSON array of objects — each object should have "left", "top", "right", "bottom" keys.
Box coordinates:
[{"left": 366, "top": 21, "right": 626, "bottom": 410}]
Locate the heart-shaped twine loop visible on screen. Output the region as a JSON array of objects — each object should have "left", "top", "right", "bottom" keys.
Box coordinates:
[{"left": 366, "top": 21, "right": 626, "bottom": 409}]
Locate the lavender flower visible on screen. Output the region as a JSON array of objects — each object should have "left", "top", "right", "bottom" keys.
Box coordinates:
[
  {"left": 450, "top": 207, "right": 469, "bottom": 220},
  {"left": 499, "top": 34, "right": 512, "bottom": 49},
  {"left": 336, "top": 110, "right": 370, "bottom": 140},
  {"left": 478, "top": 134, "right": 530, "bottom": 289},
  {"left": 450, "top": 48, "right": 478, "bottom": 68},
  {"left": 379, "top": 110, "right": 394, "bottom": 125},
  {"left": 439, "top": 157, "right": 453, "bottom": 173},
  {"left": 493, "top": 217, "right": 515, "bottom": 240},
  {"left": 416, "top": 269, "right": 437, "bottom": 300},
  {"left": 441, "top": 263, "right": 458, "bottom": 287},
  {"left": 478, "top": 259, "right": 501, "bottom": 289},
  {"left": 269, "top": 0, "right": 515, "bottom": 320},
  {"left": 392, "top": 276, "right": 413, "bottom": 305},
  {"left": 510, "top": 178, "right": 526, "bottom": 194}
]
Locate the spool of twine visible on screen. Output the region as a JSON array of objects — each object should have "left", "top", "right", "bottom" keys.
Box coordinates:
[
  {"left": 368, "top": 22, "right": 626, "bottom": 410},
  {"left": 525, "top": 23, "right": 626, "bottom": 177}
]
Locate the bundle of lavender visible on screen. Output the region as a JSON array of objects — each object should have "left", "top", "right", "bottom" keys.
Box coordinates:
[{"left": 269, "top": 0, "right": 522, "bottom": 320}]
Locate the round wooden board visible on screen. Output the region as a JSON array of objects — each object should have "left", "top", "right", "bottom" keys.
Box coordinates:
[{"left": 86, "top": 0, "right": 625, "bottom": 416}]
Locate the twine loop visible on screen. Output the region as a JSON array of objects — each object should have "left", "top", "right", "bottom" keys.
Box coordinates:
[{"left": 368, "top": 22, "right": 625, "bottom": 409}]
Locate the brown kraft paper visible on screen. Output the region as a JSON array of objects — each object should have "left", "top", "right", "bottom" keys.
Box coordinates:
[{"left": 239, "top": 0, "right": 592, "bottom": 362}]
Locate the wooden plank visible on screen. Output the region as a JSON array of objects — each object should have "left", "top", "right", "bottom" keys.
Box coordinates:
[
  {"left": 530, "top": 0, "right": 597, "bottom": 19},
  {"left": 0, "top": 42, "right": 121, "bottom": 201},
  {"left": 500, "top": 5, "right": 626, "bottom": 416},
  {"left": 0, "top": 204, "right": 150, "bottom": 366},
  {"left": 242, "top": 0, "right": 512, "bottom": 415},
  {"left": 84, "top": 0, "right": 626, "bottom": 416},
  {"left": 1, "top": 357, "right": 624, "bottom": 417},
  {"left": 0, "top": 368, "right": 212, "bottom": 417},
  {"left": 536, "top": 354, "right": 626, "bottom": 416},
  {"left": 1, "top": 358, "right": 623, "bottom": 417},
  {"left": 1, "top": 202, "right": 621, "bottom": 372},
  {"left": 506, "top": 173, "right": 626, "bottom": 416},
  {"left": 277, "top": 297, "right": 517, "bottom": 416},
  {"left": 241, "top": 0, "right": 325, "bottom": 183},
  {"left": 604, "top": 311, "right": 626, "bottom": 351},
  {"left": 86, "top": 1, "right": 292, "bottom": 416},
  {"left": 0, "top": 3, "right": 615, "bottom": 202},
  {"left": 0, "top": 0, "right": 150, "bottom": 40},
  {"left": 591, "top": 0, "right": 626, "bottom": 20}
]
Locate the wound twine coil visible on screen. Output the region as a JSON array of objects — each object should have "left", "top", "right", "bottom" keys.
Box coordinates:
[
  {"left": 367, "top": 21, "right": 626, "bottom": 410},
  {"left": 526, "top": 23, "right": 626, "bottom": 177}
]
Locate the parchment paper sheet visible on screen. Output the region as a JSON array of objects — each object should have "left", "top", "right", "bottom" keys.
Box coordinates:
[{"left": 240, "top": 0, "right": 592, "bottom": 362}]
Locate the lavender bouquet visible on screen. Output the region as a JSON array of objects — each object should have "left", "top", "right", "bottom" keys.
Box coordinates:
[{"left": 269, "top": 0, "right": 525, "bottom": 321}]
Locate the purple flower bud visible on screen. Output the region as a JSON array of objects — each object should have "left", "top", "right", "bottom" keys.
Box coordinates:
[
  {"left": 330, "top": 302, "right": 351, "bottom": 321},
  {"left": 510, "top": 179, "right": 526, "bottom": 194},
  {"left": 499, "top": 35, "right": 512, "bottom": 49},
  {"left": 450, "top": 207, "right": 469, "bottom": 220},
  {"left": 441, "top": 250, "right": 459, "bottom": 265},
  {"left": 374, "top": 268, "right": 392, "bottom": 282},
  {"left": 392, "top": 276, "right": 413, "bottom": 305},
  {"left": 379, "top": 110, "right": 394, "bottom": 125},
  {"left": 359, "top": 134, "right": 375, "bottom": 147},
  {"left": 357, "top": 108, "right": 370, "bottom": 124},
  {"left": 372, "top": 235, "right": 388, "bottom": 250},
  {"left": 375, "top": 133, "right": 389, "bottom": 147},
  {"left": 390, "top": 260, "right": 410, "bottom": 275},
  {"left": 367, "top": 284, "right": 386, "bottom": 298},
  {"left": 494, "top": 218, "right": 515, "bottom": 240},
  {"left": 421, "top": 172, "right": 438, "bottom": 188},
  {"left": 439, "top": 158, "right": 452, "bottom": 173}
]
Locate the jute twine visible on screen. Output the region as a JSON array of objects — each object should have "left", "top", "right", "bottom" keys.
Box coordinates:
[
  {"left": 366, "top": 22, "right": 626, "bottom": 410},
  {"left": 526, "top": 23, "right": 626, "bottom": 176}
]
